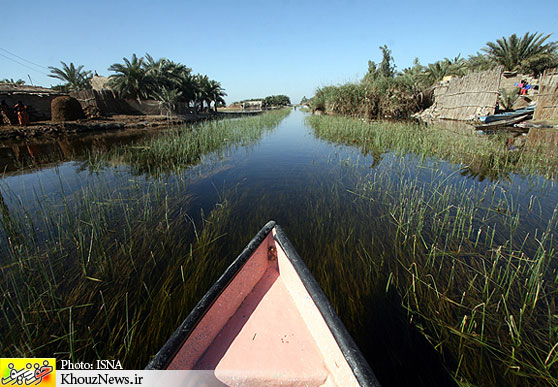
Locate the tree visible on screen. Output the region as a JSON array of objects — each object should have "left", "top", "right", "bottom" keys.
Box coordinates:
[
  {"left": 206, "top": 80, "right": 227, "bottom": 112},
  {"left": 420, "top": 55, "right": 466, "bottom": 86},
  {"left": 481, "top": 32, "right": 558, "bottom": 75},
  {"left": 153, "top": 86, "right": 182, "bottom": 116},
  {"left": 1, "top": 78, "right": 25, "bottom": 86},
  {"left": 263, "top": 95, "right": 291, "bottom": 107},
  {"left": 143, "top": 54, "right": 187, "bottom": 98},
  {"left": 194, "top": 74, "right": 211, "bottom": 111},
  {"left": 378, "top": 45, "right": 396, "bottom": 78},
  {"left": 176, "top": 69, "right": 198, "bottom": 109},
  {"left": 48, "top": 61, "right": 92, "bottom": 91},
  {"left": 364, "top": 45, "right": 396, "bottom": 82},
  {"left": 466, "top": 52, "right": 496, "bottom": 72},
  {"left": 108, "top": 54, "right": 149, "bottom": 100}
]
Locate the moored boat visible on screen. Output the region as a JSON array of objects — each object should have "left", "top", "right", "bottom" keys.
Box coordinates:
[
  {"left": 474, "top": 113, "right": 531, "bottom": 130},
  {"left": 146, "top": 221, "right": 380, "bottom": 386},
  {"left": 478, "top": 105, "right": 535, "bottom": 124}
]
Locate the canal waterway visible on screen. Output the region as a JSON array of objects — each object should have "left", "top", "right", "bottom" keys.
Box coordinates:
[{"left": 1, "top": 110, "right": 557, "bottom": 386}]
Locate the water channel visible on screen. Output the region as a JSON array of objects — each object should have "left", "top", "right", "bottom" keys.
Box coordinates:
[{"left": 1, "top": 110, "right": 557, "bottom": 385}]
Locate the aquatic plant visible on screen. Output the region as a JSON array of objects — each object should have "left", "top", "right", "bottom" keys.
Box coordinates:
[
  {"left": 0, "top": 109, "right": 290, "bottom": 365},
  {"left": 88, "top": 109, "right": 290, "bottom": 175},
  {"left": 354, "top": 159, "right": 558, "bottom": 386},
  {"left": 307, "top": 114, "right": 558, "bottom": 179},
  {"left": 0, "top": 173, "right": 237, "bottom": 365},
  {"left": 306, "top": 114, "right": 558, "bottom": 385}
]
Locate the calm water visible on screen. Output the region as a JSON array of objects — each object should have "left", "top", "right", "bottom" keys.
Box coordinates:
[{"left": 2, "top": 111, "right": 557, "bottom": 386}]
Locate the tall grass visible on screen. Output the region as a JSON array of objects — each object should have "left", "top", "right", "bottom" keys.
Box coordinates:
[
  {"left": 308, "top": 114, "right": 558, "bottom": 180},
  {"left": 305, "top": 114, "right": 558, "bottom": 385},
  {"left": 353, "top": 157, "right": 558, "bottom": 385},
  {"left": 310, "top": 75, "right": 422, "bottom": 119},
  {"left": 0, "top": 109, "right": 290, "bottom": 365},
  {"left": 88, "top": 109, "right": 290, "bottom": 175},
  {"left": 0, "top": 171, "right": 237, "bottom": 364}
]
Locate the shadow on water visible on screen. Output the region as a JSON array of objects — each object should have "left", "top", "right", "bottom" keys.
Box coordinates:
[
  {"left": 1, "top": 110, "right": 557, "bottom": 385},
  {"left": 0, "top": 128, "right": 165, "bottom": 175}
]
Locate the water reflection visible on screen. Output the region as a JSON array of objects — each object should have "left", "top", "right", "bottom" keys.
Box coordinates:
[{"left": 0, "top": 128, "right": 163, "bottom": 174}]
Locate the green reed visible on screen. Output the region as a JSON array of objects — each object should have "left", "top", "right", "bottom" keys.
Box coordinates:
[
  {"left": 0, "top": 172, "right": 237, "bottom": 365},
  {"left": 88, "top": 109, "right": 290, "bottom": 176},
  {"left": 308, "top": 114, "right": 558, "bottom": 180},
  {"left": 306, "top": 114, "right": 558, "bottom": 385},
  {"left": 0, "top": 110, "right": 290, "bottom": 365},
  {"left": 359, "top": 161, "right": 557, "bottom": 385}
]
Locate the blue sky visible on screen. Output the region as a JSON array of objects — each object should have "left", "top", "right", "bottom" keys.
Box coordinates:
[{"left": 1, "top": 0, "right": 557, "bottom": 104}]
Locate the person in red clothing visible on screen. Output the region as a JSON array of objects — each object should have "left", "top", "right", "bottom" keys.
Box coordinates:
[{"left": 13, "top": 101, "right": 30, "bottom": 126}]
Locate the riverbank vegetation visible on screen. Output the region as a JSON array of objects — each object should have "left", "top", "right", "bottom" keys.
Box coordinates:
[
  {"left": 262, "top": 95, "right": 291, "bottom": 108},
  {"left": 0, "top": 176, "right": 235, "bottom": 365},
  {"left": 306, "top": 114, "right": 558, "bottom": 385},
  {"left": 88, "top": 109, "right": 290, "bottom": 175},
  {"left": 0, "top": 109, "right": 290, "bottom": 365},
  {"left": 309, "top": 32, "right": 558, "bottom": 119},
  {"left": 356, "top": 160, "right": 557, "bottom": 386},
  {"left": 308, "top": 114, "right": 558, "bottom": 179}
]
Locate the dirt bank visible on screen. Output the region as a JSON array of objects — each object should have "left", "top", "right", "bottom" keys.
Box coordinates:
[{"left": 0, "top": 113, "right": 216, "bottom": 140}]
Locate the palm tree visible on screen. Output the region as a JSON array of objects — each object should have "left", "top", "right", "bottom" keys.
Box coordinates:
[
  {"left": 466, "top": 52, "right": 496, "bottom": 73},
  {"left": 206, "top": 80, "right": 227, "bottom": 112},
  {"left": 108, "top": 54, "right": 149, "bottom": 100},
  {"left": 481, "top": 32, "right": 558, "bottom": 74},
  {"left": 194, "top": 75, "right": 211, "bottom": 112},
  {"left": 176, "top": 69, "right": 198, "bottom": 109},
  {"left": 419, "top": 55, "right": 467, "bottom": 86},
  {"left": 48, "top": 61, "right": 92, "bottom": 91},
  {"left": 153, "top": 86, "right": 182, "bottom": 117},
  {"left": 143, "top": 54, "right": 186, "bottom": 98},
  {"left": 1, "top": 78, "right": 25, "bottom": 86}
]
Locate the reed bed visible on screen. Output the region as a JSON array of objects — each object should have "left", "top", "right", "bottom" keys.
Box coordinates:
[
  {"left": 0, "top": 172, "right": 235, "bottom": 365},
  {"left": 306, "top": 115, "right": 558, "bottom": 385},
  {"left": 307, "top": 115, "right": 558, "bottom": 180},
  {"left": 0, "top": 110, "right": 290, "bottom": 365},
  {"left": 354, "top": 159, "right": 557, "bottom": 385},
  {"left": 88, "top": 109, "right": 290, "bottom": 175}
]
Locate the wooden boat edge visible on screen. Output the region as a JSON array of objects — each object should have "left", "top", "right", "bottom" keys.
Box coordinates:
[
  {"left": 273, "top": 225, "right": 380, "bottom": 387},
  {"left": 145, "top": 220, "right": 380, "bottom": 387},
  {"left": 145, "top": 220, "right": 276, "bottom": 370}
]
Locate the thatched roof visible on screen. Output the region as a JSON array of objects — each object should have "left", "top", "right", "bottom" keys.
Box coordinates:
[
  {"left": 0, "top": 83, "right": 64, "bottom": 96},
  {"left": 91, "top": 76, "right": 111, "bottom": 91}
]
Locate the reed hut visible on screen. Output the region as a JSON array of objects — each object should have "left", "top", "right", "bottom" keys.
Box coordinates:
[
  {"left": 433, "top": 66, "right": 504, "bottom": 121},
  {"left": 533, "top": 68, "right": 558, "bottom": 121},
  {"left": 51, "top": 96, "right": 85, "bottom": 122},
  {"left": 0, "top": 84, "right": 65, "bottom": 121}
]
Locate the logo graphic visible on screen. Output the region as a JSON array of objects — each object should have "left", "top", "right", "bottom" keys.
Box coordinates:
[{"left": 1, "top": 359, "right": 55, "bottom": 386}]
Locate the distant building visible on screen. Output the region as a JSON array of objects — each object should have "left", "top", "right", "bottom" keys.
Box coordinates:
[
  {"left": 0, "top": 84, "right": 65, "bottom": 121},
  {"left": 241, "top": 100, "right": 263, "bottom": 110}
]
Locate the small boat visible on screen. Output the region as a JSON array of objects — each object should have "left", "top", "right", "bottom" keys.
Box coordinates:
[
  {"left": 146, "top": 221, "right": 380, "bottom": 386},
  {"left": 478, "top": 106, "right": 535, "bottom": 124},
  {"left": 474, "top": 113, "right": 531, "bottom": 130}
]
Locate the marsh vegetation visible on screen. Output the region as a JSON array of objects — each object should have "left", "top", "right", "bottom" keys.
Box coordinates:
[{"left": 1, "top": 110, "right": 557, "bottom": 386}]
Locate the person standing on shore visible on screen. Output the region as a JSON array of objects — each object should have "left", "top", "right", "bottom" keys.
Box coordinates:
[{"left": 13, "top": 100, "right": 30, "bottom": 126}]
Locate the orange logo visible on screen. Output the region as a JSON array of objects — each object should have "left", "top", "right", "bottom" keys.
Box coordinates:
[{"left": 1, "top": 359, "right": 55, "bottom": 386}]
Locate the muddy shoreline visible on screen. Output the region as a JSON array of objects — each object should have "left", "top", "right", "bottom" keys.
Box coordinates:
[{"left": 0, "top": 111, "right": 262, "bottom": 140}]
